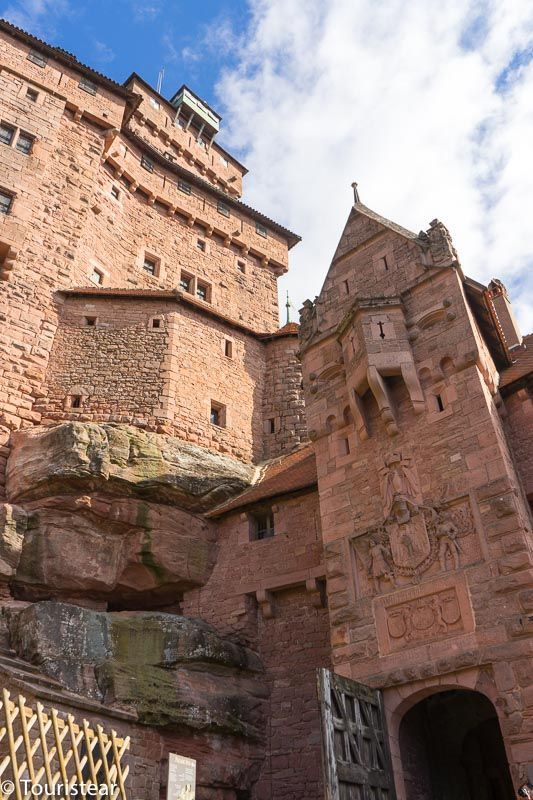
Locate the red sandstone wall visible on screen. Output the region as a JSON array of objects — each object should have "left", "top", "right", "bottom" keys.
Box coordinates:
[
  {"left": 502, "top": 386, "right": 533, "bottom": 502},
  {"left": 262, "top": 335, "right": 308, "bottom": 460}
]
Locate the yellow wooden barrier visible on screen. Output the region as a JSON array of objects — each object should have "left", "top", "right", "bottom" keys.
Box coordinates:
[{"left": 0, "top": 689, "right": 130, "bottom": 800}]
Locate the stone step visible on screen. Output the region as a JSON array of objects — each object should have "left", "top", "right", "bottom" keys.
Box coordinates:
[{"left": 0, "top": 650, "right": 50, "bottom": 677}]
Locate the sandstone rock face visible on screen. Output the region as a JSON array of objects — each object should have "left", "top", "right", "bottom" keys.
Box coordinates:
[
  {"left": 8, "top": 602, "right": 267, "bottom": 738},
  {"left": 7, "top": 423, "right": 255, "bottom": 510},
  {"left": 2, "top": 422, "right": 255, "bottom": 605}
]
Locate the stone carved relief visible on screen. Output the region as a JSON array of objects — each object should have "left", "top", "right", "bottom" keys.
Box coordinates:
[
  {"left": 374, "top": 574, "right": 475, "bottom": 654},
  {"left": 353, "top": 452, "right": 480, "bottom": 598}
]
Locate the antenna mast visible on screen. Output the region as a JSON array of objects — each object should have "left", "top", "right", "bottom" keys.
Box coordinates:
[{"left": 156, "top": 68, "right": 165, "bottom": 94}]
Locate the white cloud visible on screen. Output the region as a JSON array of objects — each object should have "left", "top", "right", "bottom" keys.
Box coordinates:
[
  {"left": 93, "top": 39, "right": 115, "bottom": 64},
  {"left": 214, "top": 0, "right": 533, "bottom": 333},
  {"left": 2, "top": 0, "right": 70, "bottom": 37}
]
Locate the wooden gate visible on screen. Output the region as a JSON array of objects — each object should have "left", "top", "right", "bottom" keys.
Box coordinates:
[
  {"left": 317, "top": 669, "right": 397, "bottom": 800},
  {"left": 0, "top": 689, "right": 130, "bottom": 800}
]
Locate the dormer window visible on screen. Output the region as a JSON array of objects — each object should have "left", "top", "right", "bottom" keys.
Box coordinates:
[
  {"left": 178, "top": 179, "right": 191, "bottom": 195},
  {"left": 217, "top": 200, "right": 230, "bottom": 218},
  {"left": 79, "top": 77, "right": 98, "bottom": 96},
  {"left": 141, "top": 155, "right": 154, "bottom": 173},
  {"left": 255, "top": 222, "right": 267, "bottom": 238},
  {"left": 27, "top": 50, "right": 47, "bottom": 68}
]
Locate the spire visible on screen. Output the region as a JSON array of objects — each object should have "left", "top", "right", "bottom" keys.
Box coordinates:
[
  {"left": 351, "top": 181, "right": 360, "bottom": 204},
  {"left": 286, "top": 291, "right": 291, "bottom": 324}
]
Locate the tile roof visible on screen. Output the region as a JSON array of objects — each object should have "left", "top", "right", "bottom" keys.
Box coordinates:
[
  {"left": 499, "top": 333, "right": 533, "bottom": 389},
  {"left": 208, "top": 444, "right": 317, "bottom": 517}
]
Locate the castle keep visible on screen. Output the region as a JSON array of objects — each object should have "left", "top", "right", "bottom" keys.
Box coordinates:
[{"left": 0, "top": 18, "right": 532, "bottom": 800}]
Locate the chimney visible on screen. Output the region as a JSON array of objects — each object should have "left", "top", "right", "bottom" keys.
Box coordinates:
[{"left": 488, "top": 279, "right": 523, "bottom": 350}]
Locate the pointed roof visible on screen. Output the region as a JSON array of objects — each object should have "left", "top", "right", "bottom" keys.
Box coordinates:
[{"left": 351, "top": 202, "right": 423, "bottom": 244}]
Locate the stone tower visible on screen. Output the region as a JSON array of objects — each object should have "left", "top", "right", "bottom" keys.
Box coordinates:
[{"left": 299, "top": 200, "right": 533, "bottom": 795}]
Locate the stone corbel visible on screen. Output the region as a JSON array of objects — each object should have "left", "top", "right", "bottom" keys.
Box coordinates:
[
  {"left": 146, "top": 193, "right": 156, "bottom": 206},
  {"left": 204, "top": 225, "right": 214, "bottom": 238},
  {"left": 400, "top": 362, "right": 425, "bottom": 414},
  {"left": 0, "top": 246, "right": 17, "bottom": 281},
  {"left": 128, "top": 181, "right": 138, "bottom": 194},
  {"left": 367, "top": 366, "right": 398, "bottom": 437},
  {"left": 186, "top": 214, "right": 196, "bottom": 227},
  {"left": 73, "top": 107, "right": 83, "bottom": 123},
  {"left": 103, "top": 128, "right": 119, "bottom": 155},
  {"left": 166, "top": 205, "right": 176, "bottom": 217},
  {"left": 256, "top": 589, "right": 274, "bottom": 619}
]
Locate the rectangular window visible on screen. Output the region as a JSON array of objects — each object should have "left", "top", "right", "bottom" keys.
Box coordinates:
[
  {"left": 84, "top": 316, "right": 97, "bottom": 326},
  {"left": 27, "top": 50, "right": 47, "bottom": 67},
  {"left": 224, "top": 340, "right": 233, "bottom": 358},
  {"left": 0, "top": 124, "right": 15, "bottom": 146},
  {"left": 90, "top": 268, "right": 104, "bottom": 285},
  {"left": 196, "top": 281, "right": 210, "bottom": 302},
  {"left": 250, "top": 510, "right": 275, "bottom": 541},
  {"left": 217, "top": 200, "right": 230, "bottom": 218},
  {"left": 79, "top": 76, "right": 97, "bottom": 95},
  {"left": 210, "top": 401, "right": 226, "bottom": 427},
  {"left": 141, "top": 155, "right": 154, "bottom": 172},
  {"left": 149, "top": 97, "right": 160, "bottom": 110},
  {"left": 0, "top": 191, "right": 14, "bottom": 215},
  {"left": 70, "top": 395, "right": 82, "bottom": 409},
  {"left": 178, "top": 179, "right": 191, "bottom": 195},
  {"left": 151, "top": 318, "right": 161, "bottom": 329},
  {"left": 255, "top": 221, "right": 267, "bottom": 238},
  {"left": 219, "top": 154, "right": 229, "bottom": 167},
  {"left": 196, "top": 239, "right": 206, "bottom": 252},
  {"left": 16, "top": 132, "right": 34, "bottom": 155},
  {"left": 164, "top": 152, "right": 175, "bottom": 162},
  {"left": 26, "top": 87, "right": 39, "bottom": 102},
  {"left": 197, "top": 138, "right": 207, "bottom": 150},
  {"left": 180, "top": 272, "right": 193, "bottom": 292},
  {"left": 143, "top": 256, "right": 158, "bottom": 275},
  {"left": 237, "top": 259, "right": 246, "bottom": 274},
  {"left": 110, "top": 185, "right": 120, "bottom": 200},
  {"left": 267, "top": 418, "right": 275, "bottom": 434}
]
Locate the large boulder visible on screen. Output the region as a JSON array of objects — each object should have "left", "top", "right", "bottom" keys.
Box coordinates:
[
  {"left": 6, "top": 423, "right": 255, "bottom": 511},
  {"left": 7, "top": 602, "right": 267, "bottom": 738}
]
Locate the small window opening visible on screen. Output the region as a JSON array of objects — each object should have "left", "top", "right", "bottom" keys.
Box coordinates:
[
  {"left": 197, "top": 238, "right": 206, "bottom": 252},
  {"left": 70, "top": 395, "right": 82, "bottom": 409},
  {"left": 141, "top": 155, "right": 154, "bottom": 173},
  {"left": 178, "top": 179, "right": 191, "bottom": 195},
  {"left": 84, "top": 316, "right": 97, "bottom": 327},
  {"left": 110, "top": 185, "right": 120, "bottom": 200},
  {"left": 435, "top": 394, "right": 445, "bottom": 412},
  {"left": 255, "top": 222, "right": 267, "bottom": 238},
  {"left": 149, "top": 97, "right": 160, "bottom": 111},
  {"left": 90, "top": 267, "right": 104, "bottom": 285},
  {"left": 219, "top": 154, "right": 229, "bottom": 167},
  {"left": 143, "top": 255, "right": 158, "bottom": 275},
  {"left": 217, "top": 200, "right": 230, "bottom": 218},
  {"left": 339, "top": 437, "right": 350, "bottom": 456},
  {"left": 267, "top": 418, "right": 275, "bottom": 434},
  {"left": 0, "top": 123, "right": 15, "bottom": 146},
  {"left": 16, "top": 132, "right": 35, "bottom": 155},
  {"left": 27, "top": 50, "right": 47, "bottom": 68},
  {"left": 196, "top": 281, "right": 209, "bottom": 302},
  {"left": 151, "top": 318, "right": 161, "bottom": 329},
  {"left": 79, "top": 76, "right": 97, "bottom": 95},
  {"left": 343, "top": 280, "right": 349, "bottom": 294},
  {"left": 180, "top": 272, "right": 193, "bottom": 293},
  {"left": 0, "top": 190, "right": 14, "bottom": 215},
  {"left": 210, "top": 401, "right": 226, "bottom": 427},
  {"left": 237, "top": 260, "right": 246, "bottom": 274},
  {"left": 224, "top": 339, "right": 233, "bottom": 358},
  {"left": 250, "top": 509, "right": 275, "bottom": 541},
  {"left": 380, "top": 255, "right": 389, "bottom": 271},
  {"left": 26, "top": 87, "right": 39, "bottom": 102}
]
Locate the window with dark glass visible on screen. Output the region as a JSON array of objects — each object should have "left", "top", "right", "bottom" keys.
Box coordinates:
[
  {"left": 196, "top": 239, "right": 206, "bottom": 252},
  {"left": 217, "top": 200, "right": 230, "bottom": 218},
  {"left": 250, "top": 510, "right": 275, "bottom": 540},
  {"left": 27, "top": 50, "right": 47, "bottom": 67},
  {"left": 0, "top": 191, "right": 14, "bottom": 215},
  {"left": 16, "top": 132, "right": 34, "bottom": 155},
  {"left": 180, "top": 272, "right": 192, "bottom": 292},
  {"left": 143, "top": 256, "right": 157, "bottom": 275},
  {"left": 196, "top": 281, "right": 209, "bottom": 301},
  {"left": 79, "top": 76, "right": 97, "bottom": 95},
  {"left": 0, "top": 124, "right": 15, "bottom": 146},
  {"left": 141, "top": 155, "right": 154, "bottom": 172},
  {"left": 26, "top": 87, "right": 39, "bottom": 102},
  {"left": 178, "top": 179, "right": 191, "bottom": 195},
  {"left": 255, "top": 221, "right": 267, "bottom": 238}
]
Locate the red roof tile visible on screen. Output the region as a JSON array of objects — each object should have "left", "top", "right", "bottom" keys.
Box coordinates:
[
  {"left": 208, "top": 444, "right": 317, "bottom": 517},
  {"left": 499, "top": 333, "right": 533, "bottom": 388}
]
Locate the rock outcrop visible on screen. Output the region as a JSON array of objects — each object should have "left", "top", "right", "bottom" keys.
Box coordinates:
[{"left": 7, "top": 602, "right": 267, "bottom": 738}]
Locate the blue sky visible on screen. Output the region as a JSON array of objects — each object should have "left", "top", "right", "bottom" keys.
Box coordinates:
[
  {"left": 2, "top": 0, "right": 532, "bottom": 331},
  {"left": 1, "top": 0, "right": 249, "bottom": 112}
]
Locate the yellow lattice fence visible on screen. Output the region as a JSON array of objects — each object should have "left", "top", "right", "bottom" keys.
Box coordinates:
[{"left": 0, "top": 689, "right": 130, "bottom": 800}]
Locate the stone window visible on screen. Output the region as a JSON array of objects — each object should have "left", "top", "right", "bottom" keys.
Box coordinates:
[
  {"left": 151, "top": 318, "right": 162, "bottom": 329},
  {"left": 343, "top": 280, "right": 350, "bottom": 294},
  {"left": 79, "top": 76, "right": 98, "bottom": 95},
  {"left": 27, "top": 50, "right": 47, "bottom": 67},
  {"left": 0, "top": 190, "right": 14, "bottom": 215},
  {"left": 255, "top": 221, "right": 267, "bottom": 238},
  {"left": 237, "top": 259, "right": 246, "bottom": 274},
  {"left": 84, "top": 316, "right": 97, "bottom": 326},
  {"left": 338, "top": 437, "right": 350, "bottom": 456},
  {"left": 434, "top": 393, "right": 445, "bottom": 412},
  {"left": 90, "top": 267, "right": 104, "bottom": 285},
  {"left": 210, "top": 401, "right": 226, "bottom": 427},
  {"left": 267, "top": 418, "right": 275, "bottom": 434},
  {"left": 217, "top": 200, "right": 230, "bottom": 218},
  {"left": 110, "top": 185, "right": 120, "bottom": 200},
  {"left": 143, "top": 255, "right": 159, "bottom": 276},
  {"left": 180, "top": 271, "right": 193, "bottom": 292},
  {"left": 70, "top": 395, "right": 83, "bottom": 409},
  {"left": 196, "top": 238, "right": 206, "bottom": 252},
  {"left": 224, "top": 339, "right": 233, "bottom": 358},
  {"left": 178, "top": 179, "right": 191, "bottom": 195},
  {"left": 196, "top": 281, "right": 210, "bottom": 302},
  {"left": 0, "top": 123, "right": 15, "bottom": 146},
  {"left": 149, "top": 97, "right": 160, "bottom": 110},
  {"left": 16, "top": 132, "right": 35, "bottom": 155},
  {"left": 141, "top": 155, "right": 154, "bottom": 173},
  {"left": 26, "top": 87, "right": 39, "bottom": 102},
  {"left": 249, "top": 509, "right": 275, "bottom": 541},
  {"left": 219, "top": 154, "right": 229, "bottom": 167}
]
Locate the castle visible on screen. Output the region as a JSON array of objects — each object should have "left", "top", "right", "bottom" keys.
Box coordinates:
[{"left": 0, "top": 18, "right": 532, "bottom": 800}]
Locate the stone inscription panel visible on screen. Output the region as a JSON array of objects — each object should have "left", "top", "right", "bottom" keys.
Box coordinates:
[{"left": 373, "top": 573, "right": 475, "bottom": 655}]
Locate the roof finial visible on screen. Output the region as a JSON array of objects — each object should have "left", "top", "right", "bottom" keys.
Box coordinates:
[
  {"left": 351, "top": 181, "right": 360, "bottom": 204},
  {"left": 286, "top": 290, "right": 291, "bottom": 324}
]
